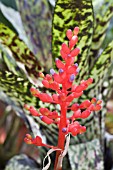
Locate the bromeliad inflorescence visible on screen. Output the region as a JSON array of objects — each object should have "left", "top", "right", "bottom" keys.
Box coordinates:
[{"left": 24, "top": 27, "right": 102, "bottom": 170}]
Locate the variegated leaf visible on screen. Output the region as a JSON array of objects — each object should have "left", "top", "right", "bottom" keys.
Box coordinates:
[
  {"left": 89, "top": 0, "right": 113, "bottom": 69},
  {"left": 0, "top": 23, "right": 43, "bottom": 78},
  {"left": 15, "top": 0, "right": 52, "bottom": 71},
  {"left": 52, "top": 0, "right": 94, "bottom": 80}
]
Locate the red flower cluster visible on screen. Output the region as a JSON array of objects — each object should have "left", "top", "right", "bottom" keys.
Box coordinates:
[{"left": 24, "top": 27, "right": 102, "bottom": 148}]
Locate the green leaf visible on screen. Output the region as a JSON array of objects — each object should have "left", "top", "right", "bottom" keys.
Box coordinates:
[
  {"left": 0, "top": 2, "right": 29, "bottom": 43},
  {"left": 0, "top": 6, "right": 17, "bottom": 33},
  {"left": 0, "top": 0, "right": 17, "bottom": 10},
  {"left": 89, "top": 0, "right": 113, "bottom": 68},
  {"left": 68, "top": 139, "right": 103, "bottom": 170},
  {"left": 0, "top": 44, "right": 27, "bottom": 77},
  {"left": 0, "top": 23, "right": 43, "bottom": 78},
  {"left": 89, "top": 41, "right": 113, "bottom": 99},
  {"left": 15, "top": 0, "right": 52, "bottom": 71},
  {"left": 52, "top": 0, "right": 94, "bottom": 80}
]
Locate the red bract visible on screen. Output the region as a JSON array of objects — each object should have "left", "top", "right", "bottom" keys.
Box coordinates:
[
  {"left": 38, "top": 93, "right": 53, "bottom": 103},
  {"left": 71, "top": 103, "right": 79, "bottom": 111},
  {"left": 32, "top": 136, "right": 43, "bottom": 146},
  {"left": 61, "top": 43, "right": 70, "bottom": 54},
  {"left": 70, "top": 48, "right": 80, "bottom": 57},
  {"left": 73, "top": 110, "right": 81, "bottom": 118},
  {"left": 79, "top": 100, "right": 91, "bottom": 109},
  {"left": 29, "top": 106, "right": 40, "bottom": 116},
  {"left": 66, "top": 29, "right": 73, "bottom": 40},
  {"left": 69, "top": 35, "right": 78, "bottom": 49},
  {"left": 55, "top": 58, "right": 65, "bottom": 69},
  {"left": 40, "top": 115, "right": 53, "bottom": 124},
  {"left": 74, "top": 27, "right": 79, "bottom": 35},
  {"left": 81, "top": 110, "right": 91, "bottom": 119},
  {"left": 24, "top": 27, "right": 102, "bottom": 170}
]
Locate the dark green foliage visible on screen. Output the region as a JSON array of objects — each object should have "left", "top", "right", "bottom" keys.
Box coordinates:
[{"left": 52, "top": 0, "right": 94, "bottom": 80}]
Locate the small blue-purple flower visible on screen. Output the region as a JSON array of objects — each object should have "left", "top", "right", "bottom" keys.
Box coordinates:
[
  {"left": 74, "top": 63, "right": 78, "bottom": 67},
  {"left": 62, "top": 128, "right": 67, "bottom": 133},
  {"left": 40, "top": 115, "right": 43, "bottom": 120},
  {"left": 59, "top": 69, "right": 64, "bottom": 73},
  {"left": 69, "top": 74, "right": 75, "bottom": 82},
  {"left": 50, "top": 69, "right": 55, "bottom": 75}
]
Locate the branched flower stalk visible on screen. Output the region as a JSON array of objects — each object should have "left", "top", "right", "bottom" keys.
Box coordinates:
[{"left": 24, "top": 27, "right": 102, "bottom": 170}]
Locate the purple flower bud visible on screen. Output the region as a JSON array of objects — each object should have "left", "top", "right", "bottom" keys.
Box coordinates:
[
  {"left": 59, "top": 69, "right": 64, "bottom": 73},
  {"left": 76, "top": 68, "right": 79, "bottom": 73},
  {"left": 62, "top": 128, "right": 67, "bottom": 133},
  {"left": 69, "top": 74, "right": 75, "bottom": 82},
  {"left": 50, "top": 69, "right": 55, "bottom": 75},
  {"left": 74, "top": 63, "right": 78, "bottom": 67},
  {"left": 40, "top": 115, "right": 43, "bottom": 120}
]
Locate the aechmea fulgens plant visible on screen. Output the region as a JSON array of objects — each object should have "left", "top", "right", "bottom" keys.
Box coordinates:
[{"left": 24, "top": 27, "right": 102, "bottom": 170}]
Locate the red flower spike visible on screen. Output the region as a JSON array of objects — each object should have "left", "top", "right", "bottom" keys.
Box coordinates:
[
  {"left": 59, "top": 71, "right": 67, "bottom": 80},
  {"left": 73, "top": 91, "right": 83, "bottom": 98},
  {"left": 24, "top": 27, "right": 102, "bottom": 169},
  {"left": 67, "top": 65, "right": 77, "bottom": 74},
  {"left": 73, "top": 110, "right": 81, "bottom": 118},
  {"left": 49, "top": 82, "right": 60, "bottom": 91},
  {"left": 38, "top": 93, "right": 53, "bottom": 103},
  {"left": 53, "top": 73, "right": 63, "bottom": 84},
  {"left": 66, "top": 93, "right": 74, "bottom": 102},
  {"left": 71, "top": 103, "right": 79, "bottom": 111},
  {"left": 26, "top": 134, "right": 32, "bottom": 140},
  {"left": 42, "top": 80, "right": 50, "bottom": 88},
  {"left": 40, "top": 115, "right": 53, "bottom": 124},
  {"left": 79, "top": 126, "right": 86, "bottom": 134},
  {"left": 74, "top": 27, "right": 79, "bottom": 35},
  {"left": 91, "top": 98, "right": 97, "bottom": 104},
  {"left": 81, "top": 110, "right": 91, "bottom": 119},
  {"left": 52, "top": 94, "right": 59, "bottom": 103},
  {"left": 24, "top": 104, "right": 29, "bottom": 110},
  {"left": 70, "top": 48, "right": 80, "bottom": 57},
  {"left": 97, "top": 100, "right": 102, "bottom": 105},
  {"left": 59, "top": 93, "right": 66, "bottom": 102},
  {"left": 32, "top": 136, "right": 43, "bottom": 146},
  {"left": 29, "top": 106, "right": 40, "bottom": 116},
  {"left": 86, "top": 78, "right": 93, "bottom": 85},
  {"left": 49, "top": 111, "right": 59, "bottom": 119},
  {"left": 39, "top": 108, "right": 50, "bottom": 116},
  {"left": 88, "top": 104, "right": 95, "bottom": 111},
  {"left": 69, "top": 35, "right": 78, "bottom": 49},
  {"left": 45, "top": 74, "right": 53, "bottom": 81},
  {"left": 68, "top": 122, "right": 81, "bottom": 136},
  {"left": 74, "top": 84, "right": 85, "bottom": 93},
  {"left": 24, "top": 134, "right": 33, "bottom": 145},
  {"left": 71, "top": 128, "right": 79, "bottom": 136},
  {"left": 61, "top": 43, "right": 70, "bottom": 54},
  {"left": 39, "top": 72, "right": 45, "bottom": 78},
  {"left": 66, "top": 29, "right": 73, "bottom": 40},
  {"left": 24, "top": 137, "right": 32, "bottom": 145},
  {"left": 94, "top": 104, "right": 102, "bottom": 111},
  {"left": 60, "top": 49, "right": 68, "bottom": 60},
  {"left": 55, "top": 58, "right": 65, "bottom": 69},
  {"left": 79, "top": 100, "right": 91, "bottom": 109},
  {"left": 66, "top": 54, "right": 75, "bottom": 64},
  {"left": 71, "top": 84, "right": 77, "bottom": 91},
  {"left": 63, "top": 81, "right": 73, "bottom": 89},
  {"left": 30, "top": 87, "right": 39, "bottom": 97}
]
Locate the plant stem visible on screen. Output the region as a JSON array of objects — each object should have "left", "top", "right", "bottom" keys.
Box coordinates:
[{"left": 54, "top": 102, "right": 67, "bottom": 170}]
